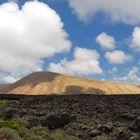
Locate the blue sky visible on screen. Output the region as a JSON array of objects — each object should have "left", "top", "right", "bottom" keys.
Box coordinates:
[{"left": 0, "top": 0, "right": 140, "bottom": 84}]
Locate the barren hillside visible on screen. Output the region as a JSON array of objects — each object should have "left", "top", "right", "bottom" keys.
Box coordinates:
[
  {"left": 0, "top": 72, "right": 140, "bottom": 95},
  {"left": 0, "top": 84, "right": 10, "bottom": 91}
]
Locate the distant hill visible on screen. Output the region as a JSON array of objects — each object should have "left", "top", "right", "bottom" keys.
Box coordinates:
[
  {"left": 0, "top": 71, "right": 140, "bottom": 95},
  {"left": 0, "top": 84, "right": 10, "bottom": 91}
]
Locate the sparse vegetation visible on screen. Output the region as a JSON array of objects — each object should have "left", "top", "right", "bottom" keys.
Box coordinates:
[
  {"left": 96, "top": 135, "right": 108, "bottom": 140},
  {"left": 0, "top": 120, "right": 20, "bottom": 131},
  {"left": 0, "top": 99, "right": 7, "bottom": 105},
  {"left": 50, "top": 129, "right": 79, "bottom": 140},
  {"left": 0, "top": 119, "right": 79, "bottom": 140},
  {"left": 0, "top": 128, "right": 22, "bottom": 140}
]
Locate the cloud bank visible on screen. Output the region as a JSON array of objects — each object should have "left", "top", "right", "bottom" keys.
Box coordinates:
[
  {"left": 0, "top": 1, "right": 71, "bottom": 82},
  {"left": 48, "top": 47, "right": 103, "bottom": 76},
  {"left": 114, "top": 67, "right": 140, "bottom": 85},
  {"left": 69, "top": 0, "right": 140, "bottom": 25}
]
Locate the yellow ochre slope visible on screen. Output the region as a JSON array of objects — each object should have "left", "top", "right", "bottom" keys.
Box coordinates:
[{"left": 0, "top": 72, "right": 140, "bottom": 95}]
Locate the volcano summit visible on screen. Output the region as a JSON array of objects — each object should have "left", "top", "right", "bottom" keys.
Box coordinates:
[{"left": 0, "top": 72, "right": 140, "bottom": 95}]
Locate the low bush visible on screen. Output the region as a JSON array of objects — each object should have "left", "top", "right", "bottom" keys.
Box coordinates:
[
  {"left": 0, "top": 120, "right": 20, "bottom": 131},
  {"left": 0, "top": 128, "right": 22, "bottom": 140},
  {"left": 30, "top": 125, "right": 49, "bottom": 138},
  {"left": 0, "top": 99, "right": 7, "bottom": 105},
  {"left": 0, "top": 119, "right": 80, "bottom": 140},
  {"left": 50, "top": 129, "right": 79, "bottom": 140},
  {"left": 23, "top": 133, "right": 44, "bottom": 140}
]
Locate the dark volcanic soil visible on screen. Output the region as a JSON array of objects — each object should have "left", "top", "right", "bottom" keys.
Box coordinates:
[{"left": 0, "top": 94, "right": 140, "bottom": 140}]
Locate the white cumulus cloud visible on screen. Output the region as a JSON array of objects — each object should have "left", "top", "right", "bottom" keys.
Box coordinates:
[
  {"left": 69, "top": 0, "right": 140, "bottom": 25},
  {"left": 48, "top": 47, "right": 103, "bottom": 76},
  {"left": 108, "top": 66, "right": 118, "bottom": 74},
  {"left": 96, "top": 32, "right": 115, "bottom": 50},
  {"left": 105, "top": 50, "right": 133, "bottom": 64},
  {"left": 131, "top": 27, "right": 140, "bottom": 52},
  {"left": 0, "top": 1, "right": 71, "bottom": 83},
  {"left": 113, "top": 67, "right": 140, "bottom": 85}
]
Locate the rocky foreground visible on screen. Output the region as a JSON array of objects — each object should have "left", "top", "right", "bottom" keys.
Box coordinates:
[{"left": 0, "top": 94, "right": 140, "bottom": 140}]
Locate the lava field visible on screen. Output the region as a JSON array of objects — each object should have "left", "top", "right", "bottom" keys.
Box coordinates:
[{"left": 0, "top": 94, "right": 140, "bottom": 140}]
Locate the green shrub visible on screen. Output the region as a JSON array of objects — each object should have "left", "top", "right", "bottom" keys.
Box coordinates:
[
  {"left": 19, "top": 123, "right": 47, "bottom": 139},
  {"left": 23, "top": 126, "right": 79, "bottom": 140},
  {"left": 0, "top": 120, "right": 20, "bottom": 131},
  {"left": 23, "top": 126, "right": 49, "bottom": 140},
  {"left": 96, "top": 135, "right": 108, "bottom": 140},
  {"left": 31, "top": 125, "right": 49, "bottom": 137},
  {"left": 0, "top": 99, "right": 7, "bottom": 105},
  {"left": 0, "top": 128, "right": 22, "bottom": 140},
  {"left": 18, "top": 125, "right": 28, "bottom": 137},
  {"left": 0, "top": 120, "right": 80, "bottom": 140},
  {"left": 23, "top": 133, "right": 44, "bottom": 140},
  {"left": 50, "top": 129, "right": 79, "bottom": 140}
]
